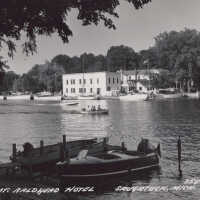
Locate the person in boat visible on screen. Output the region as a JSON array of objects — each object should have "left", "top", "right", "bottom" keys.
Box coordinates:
[
  {"left": 97, "top": 105, "right": 101, "bottom": 110},
  {"left": 91, "top": 105, "right": 96, "bottom": 111}
]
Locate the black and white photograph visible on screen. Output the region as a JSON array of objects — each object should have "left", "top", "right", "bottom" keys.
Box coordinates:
[{"left": 0, "top": 0, "right": 200, "bottom": 199}]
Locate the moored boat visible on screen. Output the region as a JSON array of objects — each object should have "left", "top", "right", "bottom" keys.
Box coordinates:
[
  {"left": 58, "top": 139, "right": 161, "bottom": 184},
  {"left": 78, "top": 95, "right": 96, "bottom": 100},
  {"left": 60, "top": 101, "right": 79, "bottom": 106},
  {"left": 183, "top": 91, "right": 200, "bottom": 99},
  {"left": 9, "top": 137, "right": 107, "bottom": 173},
  {"left": 119, "top": 93, "right": 148, "bottom": 101},
  {"left": 156, "top": 89, "right": 182, "bottom": 99}
]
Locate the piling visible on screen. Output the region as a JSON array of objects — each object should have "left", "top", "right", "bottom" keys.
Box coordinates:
[
  {"left": 12, "top": 144, "right": 17, "bottom": 162},
  {"left": 30, "top": 94, "right": 34, "bottom": 100},
  {"left": 40, "top": 140, "right": 44, "bottom": 155},
  {"left": 62, "top": 135, "right": 66, "bottom": 160},
  {"left": 103, "top": 138, "right": 108, "bottom": 152},
  {"left": 121, "top": 142, "right": 126, "bottom": 152},
  {"left": 177, "top": 136, "right": 182, "bottom": 177}
]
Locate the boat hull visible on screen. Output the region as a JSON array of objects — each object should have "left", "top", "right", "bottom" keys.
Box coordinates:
[
  {"left": 59, "top": 152, "right": 159, "bottom": 184},
  {"left": 80, "top": 110, "right": 109, "bottom": 115},
  {"left": 156, "top": 93, "right": 182, "bottom": 99},
  {"left": 13, "top": 138, "right": 105, "bottom": 173},
  {"left": 119, "top": 94, "right": 148, "bottom": 101},
  {"left": 60, "top": 101, "right": 79, "bottom": 106}
]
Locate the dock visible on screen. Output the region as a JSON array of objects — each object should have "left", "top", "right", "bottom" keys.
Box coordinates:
[{"left": 0, "top": 136, "right": 124, "bottom": 200}]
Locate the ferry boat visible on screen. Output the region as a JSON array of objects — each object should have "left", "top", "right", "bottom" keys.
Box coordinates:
[{"left": 58, "top": 139, "right": 161, "bottom": 184}]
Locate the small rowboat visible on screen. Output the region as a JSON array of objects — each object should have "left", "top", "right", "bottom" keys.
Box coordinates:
[{"left": 57, "top": 139, "right": 161, "bottom": 185}]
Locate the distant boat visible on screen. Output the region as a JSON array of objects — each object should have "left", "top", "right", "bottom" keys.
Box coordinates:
[
  {"left": 156, "top": 89, "right": 182, "bottom": 99},
  {"left": 61, "top": 96, "right": 78, "bottom": 100},
  {"left": 36, "top": 91, "right": 53, "bottom": 97},
  {"left": 183, "top": 91, "right": 200, "bottom": 99},
  {"left": 78, "top": 95, "right": 96, "bottom": 100},
  {"left": 60, "top": 101, "right": 79, "bottom": 106},
  {"left": 58, "top": 138, "right": 160, "bottom": 184},
  {"left": 80, "top": 108, "right": 109, "bottom": 115},
  {"left": 119, "top": 93, "right": 148, "bottom": 101}
]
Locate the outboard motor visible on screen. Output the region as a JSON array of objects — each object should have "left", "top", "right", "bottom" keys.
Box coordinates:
[
  {"left": 137, "top": 138, "right": 156, "bottom": 154},
  {"left": 23, "top": 142, "right": 34, "bottom": 157}
]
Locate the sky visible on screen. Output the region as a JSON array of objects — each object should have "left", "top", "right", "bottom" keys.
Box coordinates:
[{"left": 3, "top": 0, "right": 200, "bottom": 74}]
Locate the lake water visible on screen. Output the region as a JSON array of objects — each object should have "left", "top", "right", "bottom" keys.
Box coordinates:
[{"left": 0, "top": 98, "right": 200, "bottom": 200}]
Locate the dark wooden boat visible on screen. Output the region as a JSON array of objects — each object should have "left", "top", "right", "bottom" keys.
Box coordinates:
[
  {"left": 58, "top": 139, "right": 161, "bottom": 184},
  {"left": 10, "top": 137, "right": 107, "bottom": 173}
]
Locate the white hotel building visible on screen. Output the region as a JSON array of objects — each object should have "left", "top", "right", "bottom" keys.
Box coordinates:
[{"left": 62, "top": 71, "right": 121, "bottom": 96}]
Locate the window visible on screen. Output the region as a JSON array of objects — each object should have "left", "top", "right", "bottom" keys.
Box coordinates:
[
  {"left": 108, "top": 77, "right": 110, "bottom": 84},
  {"left": 90, "top": 88, "right": 93, "bottom": 93},
  {"left": 73, "top": 79, "right": 76, "bottom": 84},
  {"left": 107, "top": 86, "right": 111, "bottom": 91},
  {"left": 66, "top": 88, "right": 68, "bottom": 93},
  {"left": 79, "top": 88, "right": 83, "bottom": 93},
  {"left": 84, "top": 79, "right": 86, "bottom": 84},
  {"left": 84, "top": 88, "right": 86, "bottom": 93},
  {"left": 139, "top": 87, "right": 142, "bottom": 91},
  {"left": 71, "top": 88, "right": 76, "bottom": 93},
  {"left": 79, "top": 79, "right": 82, "bottom": 84},
  {"left": 70, "top": 79, "right": 73, "bottom": 84},
  {"left": 66, "top": 80, "right": 68, "bottom": 85},
  {"left": 113, "top": 77, "right": 115, "bottom": 84},
  {"left": 90, "top": 79, "right": 93, "bottom": 84},
  {"left": 97, "top": 88, "right": 100, "bottom": 95},
  {"left": 97, "top": 78, "right": 99, "bottom": 84},
  {"left": 129, "top": 76, "right": 131, "bottom": 80},
  {"left": 117, "top": 77, "right": 119, "bottom": 84}
]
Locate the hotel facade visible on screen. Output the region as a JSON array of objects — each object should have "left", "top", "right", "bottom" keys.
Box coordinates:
[{"left": 62, "top": 72, "right": 121, "bottom": 96}]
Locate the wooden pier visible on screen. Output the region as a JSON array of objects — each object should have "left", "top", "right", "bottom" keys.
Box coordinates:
[{"left": 0, "top": 136, "right": 125, "bottom": 200}]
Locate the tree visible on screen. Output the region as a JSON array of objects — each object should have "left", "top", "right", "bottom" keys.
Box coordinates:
[
  {"left": 0, "top": 71, "right": 19, "bottom": 92},
  {"left": 153, "top": 29, "right": 200, "bottom": 89},
  {"left": 107, "top": 45, "right": 140, "bottom": 71},
  {"left": 0, "top": 0, "right": 151, "bottom": 71}
]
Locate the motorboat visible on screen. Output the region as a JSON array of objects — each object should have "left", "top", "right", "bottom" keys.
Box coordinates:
[
  {"left": 119, "top": 93, "right": 148, "bottom": 101},
  {"left": 80, "top": 108, "right": 109, "bottom": 115},
  {"left": 60, "top": 101, "right": 79, "bottom": 106},
  {"left": 156, "top": 89, "right": 182, "bottom": 99},
  {"left": 57, "top": 139, "right": 161, "bottom": 184},
  {"left": 9, "top": 137, "right": 107, "bottom": 173},
  {"left": 78, "top": 95, "right": 96, "bottom": 100},
  {"left": 61, "top": 96, "right": 78, "bottom": 100}
]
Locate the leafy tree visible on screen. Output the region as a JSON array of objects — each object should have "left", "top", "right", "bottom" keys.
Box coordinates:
[
  {"left": 0, "top": 71, "right": 19, "bottom": 92},
  {"left": 107, "top": 45, "right": 140, "bottom": 71},
  {"left": 153, "top": 29, "right": 200, "bottom": 90},
  {"left": 139, "top": 48, "right": 158, "bottom": 69},
  {"left": 0, "top": 0, "right": 151, "bottom": 71}
]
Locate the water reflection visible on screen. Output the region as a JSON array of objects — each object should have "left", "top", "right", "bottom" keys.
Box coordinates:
[{"left": 0, "top": 99, "right": 200, "bottom": 199}]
